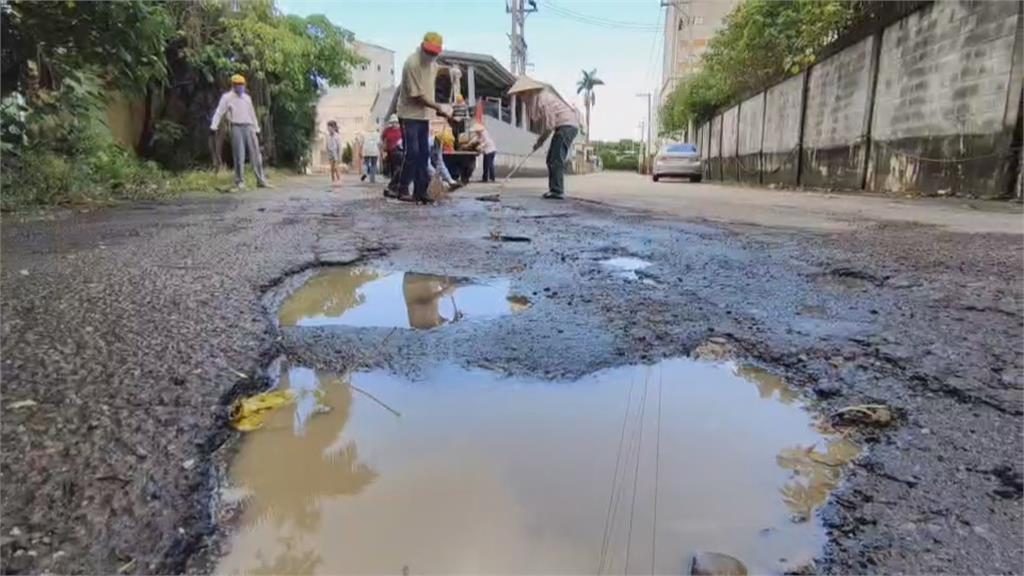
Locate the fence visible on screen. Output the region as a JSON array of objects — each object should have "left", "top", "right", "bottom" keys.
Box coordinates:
[{"left": 697, "top": 0, "right": 1024, "bottom": 199}]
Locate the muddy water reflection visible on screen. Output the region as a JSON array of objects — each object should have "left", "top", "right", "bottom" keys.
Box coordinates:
[
  {"left": 219, "top": 360, "right": 853, "bottom": 575},
  {"left": 278, "top": 267, "right": 522, "bottom": 329}
]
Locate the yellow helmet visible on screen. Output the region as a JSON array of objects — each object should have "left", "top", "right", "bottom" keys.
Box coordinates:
[
  {"left": 421, "top": 32, "right": 443, "bottom": 55},
  {"left": 230, "top": 74, "right": 246, "bottom": 85}
]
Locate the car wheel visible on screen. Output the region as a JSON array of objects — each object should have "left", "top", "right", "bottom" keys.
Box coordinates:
[
  {"left": 690, "top": 175, "right": 702, "bottom": 183},
  {"left": 652, "top": 175, "right": 660, "bottom": 182}
]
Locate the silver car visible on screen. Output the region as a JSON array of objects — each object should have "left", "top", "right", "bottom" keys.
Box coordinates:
[{"left": 653, "top": 143, "right": 702, "bottom": 182}]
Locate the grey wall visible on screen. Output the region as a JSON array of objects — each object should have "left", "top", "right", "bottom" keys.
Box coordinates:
[
  {"left": 867, "top": 0, "right": 1023, "bottom": 197},
  {"left": 708, "top": 115, "right": 722, "bottom": 180},
  {"left": 698, "top": 0, "right": 1022, "bottom": 198},
  {"left": 738, "top": 92, "right": 765, "bottom": 183},
  {"left": 762, "top": 73, "right": 805, "bottom": 185},
  {"left": 800, "top": 35, "right": 877, "bottom": 189},
  {"left": 721, "top": 105, "right": 740, "bottom": 180}
]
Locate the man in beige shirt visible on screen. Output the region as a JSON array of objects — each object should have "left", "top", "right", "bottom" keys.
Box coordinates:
[
  {"left": 508, "top": 76, "right": 580, "bottom": 199},
  {"left": 210, "top": 74, "right": 271, "bottom": 189},
  {"left": 388, "top": 32, "right": 453, "bottom": 203}
]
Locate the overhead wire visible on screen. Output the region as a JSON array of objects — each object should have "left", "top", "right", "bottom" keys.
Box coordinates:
[
  {"left": 650, "top": 367, "right": 663, "bottom": 575},
  {"left": 597, "top": 373, "right": 639, "bottom": 574},
  {"left": 540, "top": 0, "right": 661, "bottom": 30},
  {"left": 623, "top": 369, "right": 651, "bottom": 575}
]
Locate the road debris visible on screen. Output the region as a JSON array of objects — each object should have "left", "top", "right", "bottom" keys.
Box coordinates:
[
  {"left": 689, "top": 551, "right": 748, "bottom": 575},
  {"left": 230, "top": 389, "right": 299, "bottom": 431},
  {"left": 829, "top": 404, "right": 895, "bottom": 428}
]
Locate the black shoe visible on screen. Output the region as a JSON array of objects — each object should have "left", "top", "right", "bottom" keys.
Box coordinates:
[
  {"left": 360, "top": 174, "right": 367, "bottom": 182},
  {"left": 397, "top": 194, "right": 416, "bottom": 202},
  {"left": 383, "top": 188, "right": 400, "bottom": 199},
  {"left": 542, "top": 191, "right": 565, "bottom": 200},
  {"left": 415, "top": 196, "right": 435, "bottom": 205}
]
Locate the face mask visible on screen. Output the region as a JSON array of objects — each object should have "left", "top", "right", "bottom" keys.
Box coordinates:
[{"left": 233, "top": 85, "right": 245, "bottom": 95}]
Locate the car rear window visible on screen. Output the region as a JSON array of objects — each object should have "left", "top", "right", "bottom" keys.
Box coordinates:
[{"left": 665, "top": 144, "right": 697, "bottom": 153}]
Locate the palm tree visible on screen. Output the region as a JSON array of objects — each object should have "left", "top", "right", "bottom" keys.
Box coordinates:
[{"left": 576, "top": 69, "right": 604, "bottom": 144}]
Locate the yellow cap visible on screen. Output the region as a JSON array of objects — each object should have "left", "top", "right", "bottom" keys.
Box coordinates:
[
  {"left": 231, "top": 74, "right": 246, "bottom": 85},
  {"left": 421, "top": 32, "right": 443, "bottom": 55}
]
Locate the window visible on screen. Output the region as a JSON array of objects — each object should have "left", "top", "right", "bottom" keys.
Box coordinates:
[
  {"left": 361, "top": 64, "right": 367, "bottom": 71},
  {"left": 377, "top": 64, "right": 381, "bottom": 71},
  {"left": 359, "top": 81, "right": 366, "bottom": 87},
  {"left": 665, "top": 143, "right": 697, "bottom": 153}
]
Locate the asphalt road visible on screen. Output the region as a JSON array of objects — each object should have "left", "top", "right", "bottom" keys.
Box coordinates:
[{"left": 1, "top": 173, "right": 1021, "bottom": 574}]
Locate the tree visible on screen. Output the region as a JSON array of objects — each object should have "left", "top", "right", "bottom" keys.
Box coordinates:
[
  {"left": 660, "top": 0, "right": 861, "bottom": 134},
  {"left": 576, "top": 69, "right": 604, "bottom": 144}
]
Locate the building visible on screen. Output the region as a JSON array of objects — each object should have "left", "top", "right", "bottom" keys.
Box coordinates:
[
  {"left": 311, "top": 40, "right": 395, "bottom": 172},
  {"left": 658, "top": 0, "right": 737, "bottom": 140}
]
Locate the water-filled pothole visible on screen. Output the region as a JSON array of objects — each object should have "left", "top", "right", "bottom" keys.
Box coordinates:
[
  {"left": 278, "top": 267, "right": 529, "bottom": 329},
  {"left": 218, "top": 359, "right": 856, "bottom": 574},
  {"left": 601, "top": 257, "right": 652, "bottom": 280}
]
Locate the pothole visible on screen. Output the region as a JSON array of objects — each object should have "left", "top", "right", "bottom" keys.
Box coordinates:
[
  {"left": 218, "top": 359, "right": 857, "bottom": 575},
  {"left": 278, "top": 267, "right": 530, "bottom": 329},
  {"left": 601, "top": 256, "right": 652, "bottom": 280}
]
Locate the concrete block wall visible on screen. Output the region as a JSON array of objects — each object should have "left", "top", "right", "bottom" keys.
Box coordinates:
[
  {"left": 738, "top": 92, "right": 765, "bottom": 184},
  {"left": 800, "top": 35, "right": 877, "bottom": 189},
  {"left": 721, "top": 106, "right": 740, "bottom": 181},
  {"left": 762, "top": 73, "right": 805, "bottom": 186},
  {"left": 708, "top": 115, "right": 723, "bottom": 180},
  {"left": 697, "top": 1, "right": 1022, "bottom": 198},
  {"left": 867, "top": 0, "right": 1023, "bottom": 198}
]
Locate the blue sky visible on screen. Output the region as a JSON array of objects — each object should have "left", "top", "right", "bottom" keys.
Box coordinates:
[{"left": 279, "top": 0, "right": 664, "bottom": 141}]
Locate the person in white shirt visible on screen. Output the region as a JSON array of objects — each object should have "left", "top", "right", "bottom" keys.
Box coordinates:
[
  {"left": 210, "top": 74, "right": 271, "bottom": 189},
  {"left": 470, "top": 123, "right": 498, "bottom": 182},
  {"left": 360, "top": 126, "right": 382, "bottom": 184}
]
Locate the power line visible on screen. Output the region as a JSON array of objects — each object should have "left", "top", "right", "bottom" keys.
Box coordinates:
[{"left": 541, "top": 0, "right": 661, "bottom": 30}]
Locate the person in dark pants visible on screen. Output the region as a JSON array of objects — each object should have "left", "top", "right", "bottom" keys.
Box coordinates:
[
  {"left": 391, "top": 32, "right": 453, "bottom": 203},
  {"left": 470, "top": 123, "right": 497, "bottom": 182},
  {"left": 508, "top": 75, "right": 580, "bottom": 199},
  {"left": 545, "top": 125, "right": 578, "bottom": 195}
]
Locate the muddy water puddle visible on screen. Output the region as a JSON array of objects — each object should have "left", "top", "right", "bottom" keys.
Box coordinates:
[
  {"left": 219, "top": 359, "right": 855, "bottom": 575},
  {"left": 278, "top": 267, "right": 528, "bottom": 329}
]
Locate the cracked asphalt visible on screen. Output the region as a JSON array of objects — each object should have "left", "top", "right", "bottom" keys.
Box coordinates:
[{"left": 1, "top": 174, "right": 1021, "bottom": 574}]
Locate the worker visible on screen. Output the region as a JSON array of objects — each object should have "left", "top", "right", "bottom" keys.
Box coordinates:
[
  {"left": 392, "top": 32, "right": 454, "bottom": 204},
  {"left": 381, "top": 114, "right": 403, "bottom": 184},
  {"left": 470, "top": 123, "right": 497, "bottom": 182},
  {"left": 210, "top": 74, "right": 272, "bottom": 189},
  {"left": 507, "top": 76, "right": 579, "bottom": 199}
]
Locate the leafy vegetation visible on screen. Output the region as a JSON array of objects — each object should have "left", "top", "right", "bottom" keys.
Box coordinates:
[
  {"left": 0, "top": 0, "right": 359, "bottom": 209},
  {"left": 594, "top": 139, "right": 640, "bottom": 172},
  {"left": 576, "top": 69, "right": 604, "bottom": 144},
  {"left": 660, "top": 0, "right": 862, "bottom": 133}
]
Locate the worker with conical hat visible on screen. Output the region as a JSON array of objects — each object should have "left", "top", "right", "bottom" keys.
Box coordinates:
[
  {"left": 508, "top": 75, "right": 579, "bottom": 199},
  {"left": 389, "top": 31, "right": 454, "bottom": 204},
  {"left": 210, "top": 73, "right": 272, "bottom": 189}
]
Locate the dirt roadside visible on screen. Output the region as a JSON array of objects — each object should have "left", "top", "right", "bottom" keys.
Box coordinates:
[{"left": 1, "top": 179, "right": 1021, "bottom": 574}]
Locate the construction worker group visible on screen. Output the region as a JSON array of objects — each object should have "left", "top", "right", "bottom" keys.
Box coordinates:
[{"left": 212, "top": 31, "right": 580, "bottom": 201}]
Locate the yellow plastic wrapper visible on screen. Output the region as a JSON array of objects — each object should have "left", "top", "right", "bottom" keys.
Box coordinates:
[{"left": 231, "top": 389, "right": 297, "bottom": 431}]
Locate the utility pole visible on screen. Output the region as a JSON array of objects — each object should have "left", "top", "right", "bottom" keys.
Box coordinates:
[
  {"left": 506, "top": 0, "right": 537, "bottom": 76},
  {"left": 636, "top": 92, "right": 652, "bottom": 171}
]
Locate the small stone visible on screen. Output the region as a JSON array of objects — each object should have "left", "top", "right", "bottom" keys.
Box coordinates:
[
  {"left": 18, "top": 269, "right": 29, "bottom": 276},
  {"left": 689, "top": 551, "right": 748, "bottom": 575},
  {"left": 708, "top": 336, "right": 728, "bottom": 344},
  {"left": 920, "top": 428, "right": 931, "bottom": 435},
  {"left": 182, "top": 459, "right": 196, "bottom": 471},
  {"left": 14, "top": 549, "right": 24, "bottom": 557},
  {"left": 52, "top": 551, "right": 66, "bottom": 561},
  {"left": 27, "top": 550, "right": 37, "bottom": 557},
  {"left": 9, "top": 527, "right": 21, "bottom": 537},
  {"left": 813, "top": 382, "right": 841, "bottom": 398}
]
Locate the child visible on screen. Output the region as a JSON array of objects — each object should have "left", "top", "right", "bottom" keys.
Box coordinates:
[{"left": 326, "top": 121, "right": 342, "bottom": 187}]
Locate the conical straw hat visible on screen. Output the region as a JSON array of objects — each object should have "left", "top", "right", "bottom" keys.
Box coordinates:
[{"left": 507, "top": 75, "right": 545, "bottom": 95}]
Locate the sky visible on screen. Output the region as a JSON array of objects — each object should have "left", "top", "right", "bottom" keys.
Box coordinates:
[{"left": 279, "top": 0, "right": 665, "bottom": 142}]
